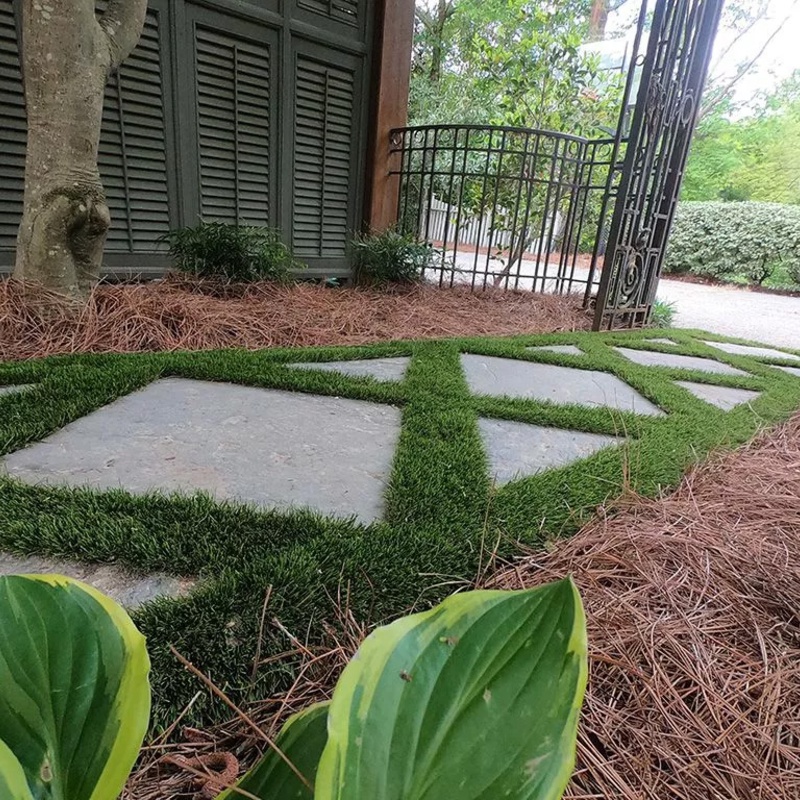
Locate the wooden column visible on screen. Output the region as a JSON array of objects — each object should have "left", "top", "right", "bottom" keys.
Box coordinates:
[{"left": 363, "top": 0, "right": 415, "bottom": 232}]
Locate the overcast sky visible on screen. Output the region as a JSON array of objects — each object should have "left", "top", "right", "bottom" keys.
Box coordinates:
[{"left": 609, "top": 0, "right": 800, "bottom": 101}]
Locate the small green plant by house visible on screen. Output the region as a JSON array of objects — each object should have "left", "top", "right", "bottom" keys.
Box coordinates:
[
  {"left": 0, "top": 574, "right": 587, "bottom": 800},
  {"left": 162, "top": 222, "right": 299, "bottom": 282},
  {"left": 352, "top": 229, "right": 435, "bottom": 285}
]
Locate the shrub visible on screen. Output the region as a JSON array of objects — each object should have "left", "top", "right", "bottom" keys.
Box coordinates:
[
  {"left": 0, "top": 574, "right": 587, "bottom": 800},
  {"left": 664, "top": 201, "right": 800, "bottom": 285},
  {"left": 162, "top": 222, "right": 297, "bottom": 282},
  {"left": 649, "top": 298, "right": 676, "bottom": 328},
  {"left": 352, "top": 229, "right": 434, "bottom": 285}
]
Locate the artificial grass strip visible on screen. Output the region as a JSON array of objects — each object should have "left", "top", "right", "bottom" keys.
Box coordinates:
[{"left": 0, "top": 328, "right": 799, "bottom": 727}]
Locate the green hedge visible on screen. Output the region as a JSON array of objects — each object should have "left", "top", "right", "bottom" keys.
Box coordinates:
[{"left": 664, "top": 201, "right": 800, "bottom": 286}]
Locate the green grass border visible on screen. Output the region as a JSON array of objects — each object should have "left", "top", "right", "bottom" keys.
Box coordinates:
[{"left": 1, "top": 329, "right": 799, "bottom": 727}]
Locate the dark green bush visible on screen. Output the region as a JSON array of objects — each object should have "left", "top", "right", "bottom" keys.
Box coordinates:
[
  {"left": 162, "top": 222, "right": 297, "bottom": 282},
  {"left": 352, "top": 229, "right": 434, "bottom": 285},
  {"left": 665, "top": 202, "right": 800, "bottom": 285}
]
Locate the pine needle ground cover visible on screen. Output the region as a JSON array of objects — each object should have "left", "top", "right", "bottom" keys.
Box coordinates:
[{"left": 0, "top": 328, "right": 798, "bottom": 727}]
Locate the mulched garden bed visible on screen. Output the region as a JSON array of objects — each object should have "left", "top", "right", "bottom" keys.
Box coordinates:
[
  {"left": 0, "top": 276, "right": 590, "bottom": 361},
  {"left": 125, "top": 411, "right": 800, "bottom": 800}
]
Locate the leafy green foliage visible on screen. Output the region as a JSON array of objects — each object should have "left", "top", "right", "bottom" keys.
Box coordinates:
[
  {"left": 315, "top": 580, "right": 586, "bottom": 800},
  {"left": 352, "top": 230, "right": 434, "bottom": 285},
  {"left": 0, "top": 574, "right": 586, "bottom": 800},
  {"left": 684, "top": 71, "right": 800, "bottom": 205},
  {"left": 649, "top": 299, "right": 676, "bottom": 329},
  {"left": 0, "top": 575, "right": 150, "bottom": 800},
  {"left": 163, "top": 222, "right": 298, "bottom": 282},
  {"left": 665, "top": 202, "right": 800, "bottom": 287},
  {"left": 409, "top": 0, "right": 623, "bottom": 136}
]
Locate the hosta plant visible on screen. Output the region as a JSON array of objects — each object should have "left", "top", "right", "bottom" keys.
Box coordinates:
[{"left": 0, "top": 575, "right": 587, "bottom": 800}]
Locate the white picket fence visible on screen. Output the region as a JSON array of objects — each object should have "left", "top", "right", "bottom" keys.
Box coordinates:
[{"left": 421, "top": 196, "right": 563, "bottom": 255}]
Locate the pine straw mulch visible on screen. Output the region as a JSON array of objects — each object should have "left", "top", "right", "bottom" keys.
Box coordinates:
[
  {"left": 126, "top": 411, "right": 800, "bottom": 799},
  {"left": 0, "top": 276, "right": 589, "bottom": 361}
]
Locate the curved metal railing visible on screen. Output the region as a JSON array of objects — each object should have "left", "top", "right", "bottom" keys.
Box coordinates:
[{"left": 389, "top": 124, "right": 617, "bottom": 297}]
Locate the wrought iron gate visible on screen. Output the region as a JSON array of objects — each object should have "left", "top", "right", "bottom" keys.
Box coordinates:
[{"left": 591, "top": 0, "right": 725, "bottom": 330}]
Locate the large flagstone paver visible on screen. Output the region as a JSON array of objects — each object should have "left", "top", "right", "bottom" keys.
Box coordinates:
[
  {"left": 777, "top": 365, "right": 800, "bottom": 378},
  {"left": 701, "top": 341, "right": 800, "bottom": 362},
  {"left": 478, "top": 418, "right": 620, "bottom": 484},
  {"left": 1, "top": 378, "right": 402, "bottom": 525},
  {"left": 613, "top": 346, "right": 747, "bottom": 376},
  {"left": 675, "top": 381, "right": 760, "bottom": 411},
  {"left": 0, "top": 553, "right": 193, "bottom": 608},
  {"left": 287, "top": 356, "right": 411, "bottom": 382},
  {"left": 460, "top": 354, "right": 665, "bottom": 416}
]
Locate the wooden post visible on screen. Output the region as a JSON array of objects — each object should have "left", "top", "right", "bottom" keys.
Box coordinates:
[{"left": 363, "top": 0, "right": 415, "bottom": 233}]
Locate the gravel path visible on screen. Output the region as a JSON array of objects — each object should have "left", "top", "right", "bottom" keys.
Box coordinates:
[{"left": 657, "top": 279, "right": 800, "bottom": 350}]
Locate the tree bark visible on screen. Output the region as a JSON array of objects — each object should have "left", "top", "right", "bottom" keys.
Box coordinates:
[
  {"left": 588, "top": 0, "right": 610, "bottom": 42},
  {"left": 14, "top": 0, "right": 147, "bottom": 301}
]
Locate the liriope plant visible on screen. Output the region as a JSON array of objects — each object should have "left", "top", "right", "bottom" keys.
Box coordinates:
[{"left": 0, "top": 575, "right": 587, "bottom": 800}]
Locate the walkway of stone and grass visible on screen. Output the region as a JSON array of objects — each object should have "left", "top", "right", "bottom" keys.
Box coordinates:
[{"left": 1, "top": 328, "right": 799, "bottom": 725}]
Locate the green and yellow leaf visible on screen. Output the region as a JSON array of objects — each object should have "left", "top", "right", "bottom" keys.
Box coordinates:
[
  {"left": 0, "top": 740, "right": 34, "bottom": 800},
  {"left": 315, "top": 579, "right": 587, "bottom": 800},
  {"left": 0, "top": 574, "right": 151, "bottom": 800},
  {"left": 218, "top": 702, "right": 329, "bottom": 800}
]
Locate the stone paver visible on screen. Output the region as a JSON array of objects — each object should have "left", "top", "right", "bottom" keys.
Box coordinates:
[
  {"left": 776, "top": 365, "right": 800, "bottom": 379},
  {"left": 287, "top": 356, "right": 410, "bottom": 382},
  {"left": 675, "top": 381, "right": 760, "bottom": 411},
  {"left": 647, "top": 338, "right": 677, "bottom": 346},
  {"left": 526, "top": 345, "right": 583, "bottom": 356},
  {"left": 701, "top": 341, "right": 800, "bottom": 363},
  {"left": 461, "top": 354, "right": 665, "bottom": 416},
  {"left": 478, "top": 418, "right": 620, "bottom": 484},
  {"left": 0, "top": 385, "right": 33, "bottom": 397},
  {"left": 614, "top": 346, "right": 747, "bottom": 376},
  {"left": 0, "top": 553, "right": 192, "bottom": 608},
  {"left": 1, "top": 378, "right": 402, "bottom": 525}
]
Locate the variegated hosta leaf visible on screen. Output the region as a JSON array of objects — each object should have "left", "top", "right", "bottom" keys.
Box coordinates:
[
  {"left": 315, "top": 579, "right": 587, "bottom": 800},
  {"left": 218, "top": 702, "right": 329, "bottom": 800},
  {"left": 0, "top": 740, "right": 34, "bottom": 800},
  {"left": 0, "top": 575, "right": 151, "bottom": 800}
]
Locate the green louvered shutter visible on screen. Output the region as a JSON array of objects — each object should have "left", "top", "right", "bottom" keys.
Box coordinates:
[
  {"left": 297, "top": 0, "right": 360, "bottom": 27},
  {"left": 194, "top": 26, "right": 271, "bottom": 226},
  {"left": 292, "top": 55, "right": 358, "bottom": 262},
  {"left": 99, "top": 6, "right": 172, "bottom": 253},
  {"left": 0, "top": 1, "right": 25, "bottom": 259}
]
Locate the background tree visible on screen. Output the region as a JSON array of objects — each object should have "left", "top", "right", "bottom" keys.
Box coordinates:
[{"left": 14, "top": 0, "right": 147, "bottom": 301}]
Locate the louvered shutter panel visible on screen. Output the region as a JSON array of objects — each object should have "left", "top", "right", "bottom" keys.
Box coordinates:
[
  {"left": 99, "top": 8, "right": 171, "bottom": 252},
  {"left": 292, "top": 57, "right": 355, "bottom": 259},
  {"left": 0, "top": 2, "right": 25, "bottom": 255},
  {"left": 194, "top": 27, "right": 270, "bottom": 226},
  {"left": 298, "top": 0, "right": 360, "bottom": 27}
]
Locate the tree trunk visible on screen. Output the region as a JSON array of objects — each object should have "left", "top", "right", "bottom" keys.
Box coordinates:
[
  {"left": 588, "top": 0, "right": 610, "bottom": 42},
  {"left": 14, "top": 0, "right": 147, "bottom": 301}
]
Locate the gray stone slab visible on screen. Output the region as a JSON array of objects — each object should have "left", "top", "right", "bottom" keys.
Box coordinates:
[
  {"left": 479, "top": 418, "right": 620, "bottom": 485},
  {"left": 287, "top": 357, "right": 410, "bottom": 382},
  {"left": 647, "top": 338, "right": 677, "bottom": 346},
  {"left": 526, "top": 345, "right": 583, "bottom": 356},
  {"left": 2, "top": 378, "right": 402, "bottom": 525},
  {"left": 776, "top": 365, "right": 800, "bottom": 379},
  {"left": 614, "top": 346, "right": 747, "bottom": 376},
  {"left": 461, "top": 354, "right": 665, "bottom": 416},
  {"left": 0, "top": 384, "right": 33, "bottom": 397},
  {"left": 0, "top": 553, "right": 193, "bottom": 609},
  {"left": 701, "top": 341, "right": 800, "bottom": 363},
  {"left": 675, "top": 381, "right": 761, "bottom": 411}
]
